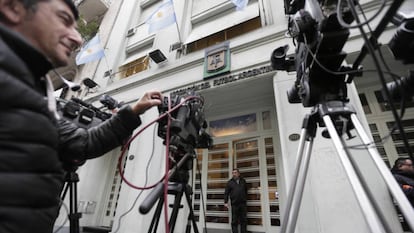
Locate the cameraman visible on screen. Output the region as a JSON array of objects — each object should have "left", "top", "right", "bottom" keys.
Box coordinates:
[{"left": 0, "top": 1, "right": 162, "bottom": 233}]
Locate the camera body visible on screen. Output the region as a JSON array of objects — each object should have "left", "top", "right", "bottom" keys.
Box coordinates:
[
  {"left": 273, "top": 0, "right": 354, "bottom": 107},
  {"left": 157, "top": 93, "right": 212, "bottom": 157},
  {"left": 57, "top": 97, "right": 111, "bottom": 129}
]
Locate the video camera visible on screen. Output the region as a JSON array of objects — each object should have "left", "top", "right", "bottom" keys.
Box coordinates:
[
  {"left": 272, "top": 0, "right": 356, "bottom": 107},
  {"left": 272, "top": 0, "right": 414, "bottom": 107},
  {"left": 57, "top": 97, "right": 112, "bottom": 129},
  {"left": 385, "top": 11, "right": 414, "bottom": 101},
  {"left": 157, "top": 92, "right": 212, "bottom": 183},
  {"left": 157, "top": 92, "right": 212, "bottom": 158}
]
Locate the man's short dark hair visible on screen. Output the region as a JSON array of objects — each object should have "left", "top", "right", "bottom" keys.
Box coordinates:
[
  {"left": 19, "top": 0, "right": 79, "bottom": 20},
  {"left": 393, "top": 157, "right": 411, "bottom": 170},
  {"left": 62, "top": 0, "right": 78, "bottom": 19}
]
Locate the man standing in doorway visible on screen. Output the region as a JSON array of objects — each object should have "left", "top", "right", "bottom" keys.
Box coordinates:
[{"left": 224, "top": 168, "right": 248, "bottom": 233}]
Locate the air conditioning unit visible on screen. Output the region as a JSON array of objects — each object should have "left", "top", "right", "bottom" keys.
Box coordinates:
[
  {"left": 126, "top": 28, "right": 136, "bottom": 37},
  {"left": 170, "top": 42, "right": 184, "bottom": 52}
]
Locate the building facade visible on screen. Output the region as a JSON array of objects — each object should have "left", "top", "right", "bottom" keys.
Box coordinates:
[{"left": 55, "top": 0, "right": 414, "bottom": 232}]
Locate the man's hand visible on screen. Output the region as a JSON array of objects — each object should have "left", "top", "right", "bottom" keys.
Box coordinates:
[
  {"left": 132, "top": 90, "right": 162, "bottom": 115},
  {"left": 403, "top": 185, "right": 413, "bottom": 190},
  {"left": 224, "top": 203, "right": 229, "bottom": 209}
]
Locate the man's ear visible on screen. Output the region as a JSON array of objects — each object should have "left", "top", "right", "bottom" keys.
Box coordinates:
[{"left": 0, "top": 0, "right": 26, "bottom": 25}]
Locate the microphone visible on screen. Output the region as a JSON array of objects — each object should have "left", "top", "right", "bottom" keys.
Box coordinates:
[{"left": 53, "top": 70, "right": 81, "bottom": 91}]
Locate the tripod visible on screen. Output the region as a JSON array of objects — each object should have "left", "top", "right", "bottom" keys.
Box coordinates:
[
  {"left": 60, "top": 166, "right": 82, "bottom": 233},
  {"left": 280, "top": 100, "right": 414, "bottom": 233},
  {"left": 139, "top": 152, "right": 200, "bottom": 233}
]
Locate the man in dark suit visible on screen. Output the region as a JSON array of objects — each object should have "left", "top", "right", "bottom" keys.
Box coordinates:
[{"left": 224, "top": 168, "right": 248, "bottom": 233}]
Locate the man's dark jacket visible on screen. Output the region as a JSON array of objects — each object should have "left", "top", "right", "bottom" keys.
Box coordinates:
[
  {"left": 224, "top": 177, "right": 248, "bottom": 205},
  {"left": 0, "top": 25, "right": 141, "bottom": 233},
  {"left": 391, "top": 168, "right": 414, "bottom": 207}
]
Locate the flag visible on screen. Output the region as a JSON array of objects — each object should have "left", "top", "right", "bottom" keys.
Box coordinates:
[
  {"left": 146, "top": 0, "right": 176, "bottom": 33},
  {"left": 75, "top": 34, "right": 105, "bottom": 65},
  {"left": 231, "top": 0, "right": 249, "bottom": 11}
]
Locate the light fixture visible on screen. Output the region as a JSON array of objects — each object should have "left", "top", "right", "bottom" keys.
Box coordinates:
[
  {"left": 83, "top": 78, "right": 99, "bottom": 88},
  {"left": 149, "top": 49, "right": 167, "bottom": 63}
]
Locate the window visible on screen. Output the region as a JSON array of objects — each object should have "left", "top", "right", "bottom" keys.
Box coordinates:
[
  {"left": 358, "top": 93, "right": 372, "bottom": 114},
  {"left": 386, "top": 119, "right": 414, "bottom": 158},
  {"left": 117, "top": 56, "right": 149, "bottom": 79},
  {"left": 186, "top": 17, "right": 261, "bottom": 53},
  {"left": 209, "top": 113, "right": 257, "bottom": 137}
]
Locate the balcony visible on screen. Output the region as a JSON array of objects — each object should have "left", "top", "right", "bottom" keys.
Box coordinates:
[{"left": 76, "top": 0, "right": 109, "bottom": 22}]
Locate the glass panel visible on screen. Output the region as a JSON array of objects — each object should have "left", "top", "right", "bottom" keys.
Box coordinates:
[
  {"left": 204, "top": 143, "right": 230, "bottom": 224},
  {"left": 210, "top": 143, "right": 229, "bottom": 150},
  {"left": 262, "top": 110, "right": 272, "bottom": 130},
  {"left": 265, "top": 137, "right": 280, "bottom": 226},
  {"left": 247, "top": 205, "right": 262, "bottom": 213},
  {"left": 247, "top": 218, "right": 262, "bottom": 225},
  {"left": 368, "top": 123, "right": 389, "bottom": 167},
  {"left": 386, "top": 120, "right": 414, "bottom": 160},
  {"left": 209, "top": 113, "right": 257, "bottom": 137},
  {"left": 207, "top": 204, "right": 227, "bottom": 211},
  {"left": 207, "top": 171, "right": 229, "bottom": 179},
  {"left": 358, "top": 93, "right": 372, "bottom": 114},
  {"left": 207, "top": 181, "right": 227, "bottom": 189},
  {"left": 205, "top": 215, "right": 229, "bottom": 223},
  {"left": 209, "top": 151, "right": 229, "bottom": 160}
]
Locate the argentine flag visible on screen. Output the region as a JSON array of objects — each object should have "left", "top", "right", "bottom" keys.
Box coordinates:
[
  {"left": 75, "top": 34, "right": 105, "bottom": 65},
  {"left": 231, "top": 0, "right": 249, "bottom": 11},
  {"left": 146, "top": 0, "right": 176, "bottom": 33}
]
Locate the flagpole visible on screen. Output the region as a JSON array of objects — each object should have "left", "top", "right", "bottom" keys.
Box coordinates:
[
  {"left": 103, "top": 51, "right": 112, "bottom": 78},
  {"left": 170, "top": 0, "right": 182, "bottom": 43}
]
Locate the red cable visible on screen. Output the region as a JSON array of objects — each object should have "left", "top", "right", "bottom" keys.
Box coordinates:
[{"left": 117, "top": 95, "right": 203, "bottom": 190}]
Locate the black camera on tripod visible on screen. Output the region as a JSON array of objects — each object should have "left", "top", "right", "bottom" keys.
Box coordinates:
[
  {"left": 57, "top": 97, "right": 112, "bottom": 129},
  {"left": 271, "top": 0, "right": 356, "bottom": 107},
  {"left": 157, "top": 92, "right": 212, "bottom": 154},
  {"left": 385, "top": 12, "right": 414, "bottom": 101},
  {"left": 138, "top": 93, "right": 211, "bottom": 233}
]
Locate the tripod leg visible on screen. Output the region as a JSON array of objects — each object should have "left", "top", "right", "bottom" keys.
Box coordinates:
[
  {"left": 61, "top": 182, "right": 70, "bottom": 201},
  {"left": 169, "top": 188, "right": 184, "bottom": 233},
  {"left": 148, "top": 197, "right": 164, "bottom": 233},
  {"left": 280, "top": 127, "right": 315, "bottom": 233},
  {"left": 323, "top": 115, "right": 386, "bottom": 233},
  {"left": 68, "top": 182, "right": 81, "bottom": 233},
  {"left": 184, "top": 186, "right": 199, "bottom": 233},
  {"left": 351, "top": 113, "right": 414, "bottom": 231}
]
